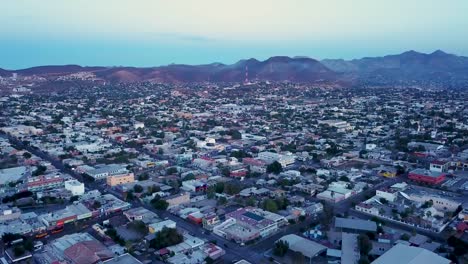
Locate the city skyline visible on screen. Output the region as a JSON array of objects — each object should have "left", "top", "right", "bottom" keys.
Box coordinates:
[{"left": 1, "top": 0, "right": 468, "bottom": 69}]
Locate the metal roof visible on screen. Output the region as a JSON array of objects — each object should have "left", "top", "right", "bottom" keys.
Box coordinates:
[
  {"left": 335, "top": 217, "right": 377, "bottom": 232},
  {"left": 372, "top": 244, "right": 450, "bottom": 264}
]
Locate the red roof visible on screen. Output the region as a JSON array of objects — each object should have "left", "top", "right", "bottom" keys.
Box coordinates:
[
  {"left": 64, "top": 241, "right": 113, "bottom": 264},
  {"left": 457, "top": 222, "right": 468, "bottom": 232},
  {"left": 158, "top": 248, "right": 170, "bottom": 255}
]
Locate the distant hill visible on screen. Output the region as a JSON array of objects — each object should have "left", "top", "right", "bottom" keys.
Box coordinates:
[
  {"left": 322, "top": 50, "right": 468, "bottom": 85},
  {"left": 2, "top": 50, "right": 468, "bottom": 85},
  {"left": 0, "top": 68, "right": 11, "bottom": 77}
]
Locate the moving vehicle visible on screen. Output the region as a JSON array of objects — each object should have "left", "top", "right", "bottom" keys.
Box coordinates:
[
  {"left": 35, "top": 232, "right": 48, "bottom": 238},
  {"left": 51, "top": 226, "right": 64, "bottom": 234}
]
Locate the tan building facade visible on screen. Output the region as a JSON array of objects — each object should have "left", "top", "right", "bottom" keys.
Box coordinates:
[{"left": 106, "top": 173, "right": 135, "bottom": 187}]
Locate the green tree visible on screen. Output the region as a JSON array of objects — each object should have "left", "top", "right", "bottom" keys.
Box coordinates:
[
  {"left": 263, "top": 199, "right": 278, "bottom": 213},
  {"left": 229, "top": 130, "right": 242, "bottom": 140},
  {"left": 13, "top": 246, "right": 25, "bottom": 257},
  {"left": 151, "top": 196, "right": 169, "bottom": 210},
  {"left": 358, "top": 234, "right": 372, "bottom": 255},
  {"left": 149, "top": 228, "right": 183, "bottom": 249},
  {"left": 273, "top": 240, "right": 289, "bottom": 257},
  {"left": 217, "top": 196, "right": 227, "bottom": 205},
  {"left": 92, "top": 200, "right": 102, "bottom": 209},
  {"left": 33, "top": 165, "right": 47, "bottom": 176},
  {"left": 133, "top": 184, "right": 144, "bottom": 193},
  {"left": 267, "top": 161, "right": 283, "bottom": 174}
]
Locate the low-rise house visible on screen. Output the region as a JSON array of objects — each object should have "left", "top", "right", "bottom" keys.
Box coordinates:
[{"left": 164, "top": 192, "right": 191, "bottom": 209}]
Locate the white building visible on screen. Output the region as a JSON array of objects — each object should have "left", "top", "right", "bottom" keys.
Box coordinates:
[
  {"left": 134, "top": 122, "right": 145, "bottom": 129},
  {"left": 257, "top": 152, "right": 295, "bottom": 167},
  {"left": 376, "top": 189, "right": 398, "bottom": 203},
  {"left": 64, "top": 180, "right": 85, "bottom": 196}
]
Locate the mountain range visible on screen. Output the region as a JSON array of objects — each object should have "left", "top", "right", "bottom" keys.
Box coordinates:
[{"left": 1, "top": 50, "right": 468, "bottom": 85}]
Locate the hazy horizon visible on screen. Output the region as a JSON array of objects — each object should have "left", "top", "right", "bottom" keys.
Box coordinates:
[{"left": 2, "top": 0, "right": 468, "bottom": 69}]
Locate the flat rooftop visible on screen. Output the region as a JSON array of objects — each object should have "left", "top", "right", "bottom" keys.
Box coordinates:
[
  {"left": 335, "top": 217, "right": 377, "bottom": 232},
  {"left": 410, "top": 169, "right": 443, "bottom": 178}
]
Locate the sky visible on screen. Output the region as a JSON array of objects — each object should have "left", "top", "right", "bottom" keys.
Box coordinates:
[{"left": 1, "top": 0, "right": 468, "bottom": 69}]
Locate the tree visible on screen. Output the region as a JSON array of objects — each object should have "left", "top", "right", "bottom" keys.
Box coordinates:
[
  {"left": 92, "top": 200, "right": 102, "bottom": 209},
  {"left": 105, "top": 227, "right": 125, "bottom": 246},
  {"left": 183, "top": 173, "right": 196, "bottom": 181},
  {"left": 149, "top": 228, "right": 183, "bottom": 249},
  {"left": 13, "top": 246, "right": 25, "bottom": 257},
  {"left": 224, "top": 182, "right": 241, "bottom": 195},
  {"left": 273, "top": 240, "right": 289, "bottom": 257},
  {"left": 22, "top": 152, "right": 32, "bottom": 159},
  {"left": 320, "top": 203, "right": 334, "bottom": 230},
  {"left": 358, "top": 256, "right": 370, "bottom": 264},
  {"left": 267, "top": 161, "right": 283, "bottom": 174},
  {"left": 33, "top": 165, "right": 47, "bottom": 176},
  {"left": 229, "top": 130, "right": 242, "bottom": 140},
  {"left": 206, "top": 187, "right": 216, "bottom": 199},
  {"left": 426, "top": 210, "right": 432, "bottom": 218},
  {"left": 217, "top": 196, "right": 227, "bottom": 205},
  {"left": 126, "top": 191, "right": 134, "bottom": 201},
  {"left": 339, "top": 176, "right": 350, "bottom": 182},
  {"left": 133, "top": 184, "right": 144, "bottom": 193},
  {"left": 151, "top": 196, "right": 169, "bottom": 210},
  {"left": 400, "top": 234, "right": 410, "bottom": 241},
  {"left": 166, "top": 167, "right": 178, "bottom": 175},
  {"left": 214, "top": 183, "right": 225, "bottom": 193},
  {"left": 220, "top": 166, "right": 230, "bottom": 177},
  {"left": 1, "top": 233, "right": 22, "bottom": 244},
  {"left": 138, "top": 174, "right": 149, "bottom": 181},
  {"left": 263, "top": 199, "right": 278, "bottom": 213},
  {"left": 358, "top": 234, "right": 372, "bottom": 255},
  {"left": 421, "top": 200, "right": 433, "bottom": 208},
  {"left": 246, "top": 197, "right": 256, "bottom": 206},
  {"left": 128, "top": 220, "right": 148, "bottom": 235}
]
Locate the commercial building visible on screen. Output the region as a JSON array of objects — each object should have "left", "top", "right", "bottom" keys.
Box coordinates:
[
  {"left": 257, "top": 151, "right": 296, "bottom": 167},
  {"left": 334, "top": 217, "right": 377, "bottom": 233},
  {"left": 35, "top": 232, "right": 114, "bottom": 264},
  {"left": 27, "top": 174, "right": 64, "bottom": 192},
  {"left": 429, "top": 160, "right": 449, "bottom": 173},
  {"left": 277, "top": 234, "right": 327, "bottom": 260},
  {"left": 106, "top": 172, "right": 135, "bottom": 187},
  {"left": 372, "top": 243, "right": 450, "bottom": 264},
  {"left": 39, "top": 203, "right": 92, "bottom": 228},
  {"left": 0, "top": 206, "right": 21, "bottom": 222},
  {"left": 65, "top": 180, "right": 85, "bottom": 196},
  {"left": 182, "top": 179, "right": 207, "bottom": 192},
  {"left": 341, "top": 233, "right": 359, "bottom": 264},
  {"left": 164, "top": 192, "right": 190, "bottom": 209},
  {"left": 0, "top": 166, "right": 28, "bottom": 187},
  {"left": 213, "top": 207, "right": 285, "bottom": 243},
  {"left": 86, "top": 164, "right": 128, "bottom": 180},
  {"left": 408, "top": 169, "right": 445, "bottom": 185},
  {"left": 102, "top": 254, "right": 143, "bottom": 264}
]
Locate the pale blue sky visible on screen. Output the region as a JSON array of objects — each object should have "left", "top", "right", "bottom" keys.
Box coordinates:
[{"left": 1, "top": 0, "right": 467, "bottom": 69}]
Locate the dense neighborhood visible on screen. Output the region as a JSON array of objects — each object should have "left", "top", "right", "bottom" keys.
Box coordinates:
[{"left": 0, "top": 75, "right": 467, "bottom": 264}]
